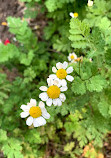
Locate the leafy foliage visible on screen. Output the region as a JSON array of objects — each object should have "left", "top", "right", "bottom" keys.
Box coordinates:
[
  {"left": 7, "top": 17, "right": 38, "bottom": 51},
  {"left": 0, "top": 73, "right": 10, "bottom": 105},
  {"left": 0, "top": 0, "right": 111, "bottom": 157},
  {"left": 69, "top": 19, "right": 90, "bottom": 49},
  {"left": 0, "top": 44, "right": 20, "bottom": 63},
  {"left": 84, "top": 0, "right": 111, "bottom": 27},
  {"left": 45, "top": 0, "right": 75, "bottom": 12}
]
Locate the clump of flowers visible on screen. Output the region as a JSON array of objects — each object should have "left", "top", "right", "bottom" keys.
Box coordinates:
[
  {"left": 70, "top": 12, "right": 78, "bottom": 18},
  {"left": 20, "top": 53, "right": 80, "bottom": 127},
  {"left": 20, "top": 99, "right": 50, "bottom": 127},
  {"left": 20, "top": 51, "right": 93, "bottom": 128},
  {"left": 20, "top": 53, "right": 76, "bottom": 126}
]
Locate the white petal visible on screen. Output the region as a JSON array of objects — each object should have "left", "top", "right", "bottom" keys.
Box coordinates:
[
  {"left": 70, "top": 12, "right": 74, "bottom": 18},
  {"left": 42, "top": 109, "right": 50, "bottom": 119},
  {"left": 39, "top": 103, "right": 50, "bottom": 119},
  {"left": 47, "top": 78, "right": 54, "bottom": 86},
  {"left": 68, "top": 56, "right": 71, "bottom": 61},
  {"left": 39, "top": 101, "right": 45, "bottom": 108},
  {"left": 42, "top": 112, "right": 50, "bottom": 119},
  {"left": 53, "top": 99, "right": 58, "bottom": 106},
  {"left": 20, "top": 112, "right": 29, "bottom": 118},
  {"left": 59, "top": 93, "right": 66, "bottom": 102},
  {"left": 52, "top": 66, "right": 57, "bottom": 73},
  {"left": 26, "top": 116, "right": 33, "bottom": 126},
  {"left": 61, "top": 79, "right": 67, "bottom": 86},
  {"left": 39, "top": 92, "right": 48, "bottom": 101},
  {"left": 39, "top": 86, "right": 47, "bottom": 91},
  {"left": 88, "top": 0, "right": 93, "bottom": 6},
  {"left": 62, "top": 61, "right": 68, "bottom": 69},
  {"left": 60, "top": 86, "right": 68, "bottom": 92},
  {"left": 30, "top": 99, "right": 36, "bottom": 106},
  {"left": 49, "top": 74, "right": 57, "bottom": 79},
  {"left": 33, "top": 118, "right": 39, "bottom": 127},
  {"left": 56, "top": 62, "right": 63, "bottom": 69},
  {"left": 66, "top": 75, "right": 74, "bottom": 82},
  {"left": 66, "top": 67, "right": 73, "bottom": 74},
  {"left": 33, "top": 117, "right": 46, "bottom": 127},
  {"left": 72, "top": 52, "right": 77, "bottom": 59},
  {"left": 20, "top": 105, "right": 30, "bottom": 112},
  {"left": 53, "top": 78, "right": 61, "bottom": 87},
  {"left": 57, "top": 98, "right": 62, "bottom": 106},
  {"left": 46, "top": 98, "right": 52, "bottom": 106}
]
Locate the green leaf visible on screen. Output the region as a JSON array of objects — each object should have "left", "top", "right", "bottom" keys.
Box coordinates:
[
  {"left": 0, "top": 129, "right": 7, "bottom": 143},
  {"left": 0, "top": 44, "right": 20, "bottom": 63},
  {"left": 53, "top": 37, "right": 71, "bottom": 52},
  {"left": 0, "top": 73, "right": 10, "bottom": 105},
  {"left": 25, "top": 130, "right": 41, "bottom": 144},
  {"left": 64, "top": 142, "right": 75, "bottom": 152},
  {"left": 71, "top": 77, "right": 86, "bottom": 95},
  {"left": 44, "top": 22, "right": 56, "bottom": 40},
  {"left": 7, "top": 17, "right": 38, "bottom": 51},
  {"left": 98, "top": 99, "right": 109, "bottom": 118},
  {"left": 86, "top": 75, "right": 107, "bottom": 92},
  {"left": 2, "top": 138, "right": 23, "bottom": 158},
  {"left": 69, "top": 19, "right": 90, "bottom": 49},
  {"left": 24, "top": 67, "right": 36, "bottom": 83},
  {"left": 88, "top": 27, "right": 105, "bottom": 57},
  {"left": 20, "top": 50, "right": 34, "bottom": 66}
]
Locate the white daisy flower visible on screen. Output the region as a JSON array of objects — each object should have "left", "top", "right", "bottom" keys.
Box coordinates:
[
  {"left": 20, "top": 99, "right": 50, "bottom": 127},
  {"left": 49, "top": 61, "right": 74, "bottom": 84},
  {"left": 87, "top": 0, "right": 93, "bottom": 7},
  {"left": 70, "top": 12, "right": 78, "bottom": 18},
  {"left": 68, "top": 52, "right": 78, "bottom": 63},
  {"left": 39, "top": 78, "right": 67, "bottom": 106}
]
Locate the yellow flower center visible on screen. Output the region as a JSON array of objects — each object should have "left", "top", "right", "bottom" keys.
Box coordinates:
[
  {"left": 29, "top": 106, "right": 41, "bottom": 118},
  {"left": 70, "top": 55, "right": 74, "bottom": 59},
  {"left": 56, "top": 69, "right": 67, "bottom": 79},
  {"left": 47, "top": 85, "right": 60, "bottom": 99},
  {"left": 74, "top": 12, "right": 78, "bottom": 18}
]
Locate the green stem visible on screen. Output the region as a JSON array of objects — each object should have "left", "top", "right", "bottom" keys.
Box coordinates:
[{"left": 79, "top": 61, "right": 81, "bottom": 76}]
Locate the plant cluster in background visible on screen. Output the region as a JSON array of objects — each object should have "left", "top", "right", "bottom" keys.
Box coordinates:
[{"left": 0, "top": 0, "right": 111, "bottom": 157}]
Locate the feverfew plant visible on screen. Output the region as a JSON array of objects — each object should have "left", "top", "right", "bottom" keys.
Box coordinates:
[{"left": 0, "top": 0, "right": 111, "bottom": 157}]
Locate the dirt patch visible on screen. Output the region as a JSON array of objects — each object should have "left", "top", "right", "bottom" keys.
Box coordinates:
[{"left": 0, "top": 0, "right": 24, "bottom": 42}]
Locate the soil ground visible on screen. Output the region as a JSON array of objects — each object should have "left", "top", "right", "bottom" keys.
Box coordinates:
[{"left": 0, "top": 0, "right": 24, "bottom": 42}]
